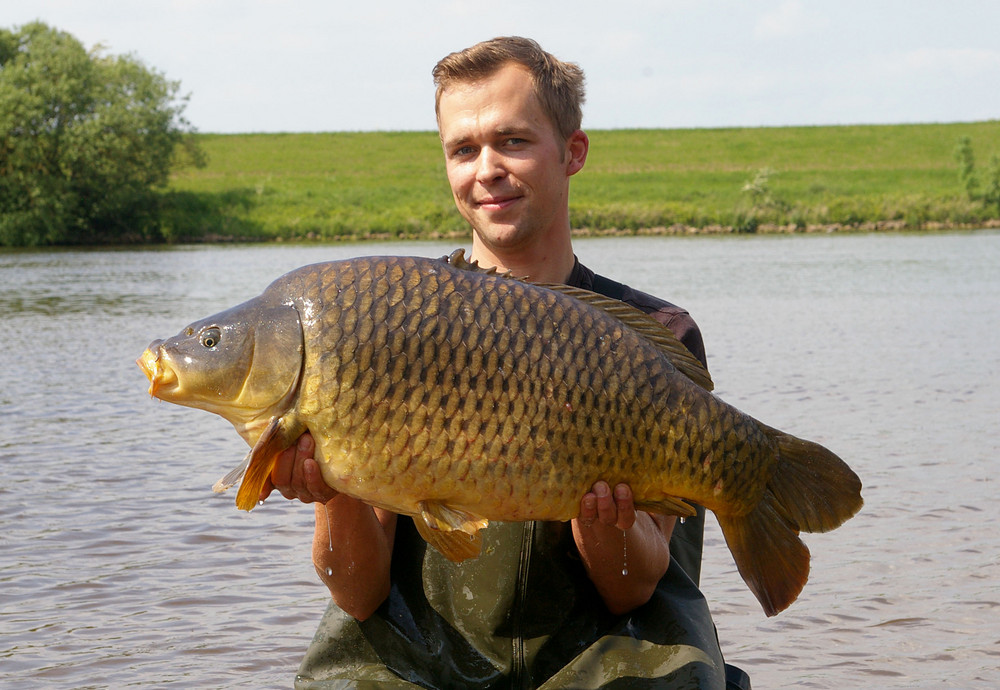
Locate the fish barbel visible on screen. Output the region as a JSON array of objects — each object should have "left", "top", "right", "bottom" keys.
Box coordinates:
[{"left": 137, "top": 250, "right": 862, "bottom": 615}]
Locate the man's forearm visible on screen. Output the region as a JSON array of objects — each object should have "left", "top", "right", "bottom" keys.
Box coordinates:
[{"left": 312, "top": 498, "right": 397, "bottom": 621}]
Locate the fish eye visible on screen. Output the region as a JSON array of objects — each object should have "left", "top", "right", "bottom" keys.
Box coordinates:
[{"left": 200, "top": 327, "right": 222, "bottom": 349}]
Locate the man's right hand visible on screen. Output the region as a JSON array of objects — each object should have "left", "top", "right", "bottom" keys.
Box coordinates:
[{"left": 259, "top": 432, "right": 338, "bottom": 504}]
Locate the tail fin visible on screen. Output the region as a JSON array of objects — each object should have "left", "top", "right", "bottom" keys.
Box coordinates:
[{"left": 717, "top": 427, "right": 863, "bottom": 616}]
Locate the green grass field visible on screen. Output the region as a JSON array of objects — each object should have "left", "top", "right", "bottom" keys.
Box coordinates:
[{"left": 163, "top": 121, "right": 1000, "bottom": 241}]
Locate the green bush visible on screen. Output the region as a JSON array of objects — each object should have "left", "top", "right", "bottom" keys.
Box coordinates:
[
  {"left": 985, "top": 154, "right": 1000, "bottom": 213},
  {"left": 954, "top": 136, "right": 979, "bottom": 200},
  {"left": 0, "top": 22, "right": 203, "bottom": 246}
]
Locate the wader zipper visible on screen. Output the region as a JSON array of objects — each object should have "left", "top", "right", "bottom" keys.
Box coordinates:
[{"left": 511, "top": 520, "right": 535, "bottom": 689}]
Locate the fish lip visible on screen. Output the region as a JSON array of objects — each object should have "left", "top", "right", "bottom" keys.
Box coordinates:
[{"left": 136, "top": 344, "right": 177, "bottom": 398}]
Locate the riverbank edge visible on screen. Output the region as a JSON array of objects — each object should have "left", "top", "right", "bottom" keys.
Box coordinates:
[
  {"left": 573, "top": 218, "right": 1000, "bottom": 236},
  {"left": 187, "top": 218, "right": 1000, "bottom": 244}
]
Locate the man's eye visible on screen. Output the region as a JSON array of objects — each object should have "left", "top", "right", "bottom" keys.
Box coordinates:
[{"left": 200, "top": 327, "right": 222, "bottom": 349}]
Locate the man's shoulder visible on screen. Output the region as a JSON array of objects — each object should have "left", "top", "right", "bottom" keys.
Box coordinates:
[
  {"left": 619, "top": 282, "right": 689, "bottom": 321},
  {"left": 568, "top": 259, "right": 708, "bottom": 367}
]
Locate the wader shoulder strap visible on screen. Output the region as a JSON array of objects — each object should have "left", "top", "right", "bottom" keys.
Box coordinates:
[{"left": 589, "top": 273, "right": 625, "bottom": 301}]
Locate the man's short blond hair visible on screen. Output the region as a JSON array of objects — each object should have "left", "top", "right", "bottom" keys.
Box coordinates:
[{"left": 432, "top": 36, "right": 586, "bottom": 141}]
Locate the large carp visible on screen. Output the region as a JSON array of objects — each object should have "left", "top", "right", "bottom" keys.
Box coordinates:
[{"left": 138, "top": 250, "right": 862, "bottom": 616}]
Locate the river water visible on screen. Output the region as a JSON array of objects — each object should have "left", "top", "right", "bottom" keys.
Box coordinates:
[{"left": 2, "top": 232, "right": 997, "bottom": 688}]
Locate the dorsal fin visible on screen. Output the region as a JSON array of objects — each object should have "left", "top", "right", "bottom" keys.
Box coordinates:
[
  {"left": 539, "top": 283, "right": 714, "bottom": 392},
  {"left": 442, "top": 248, "right": 713, "bottom": 391},
  {"left": 441, "top": 248, "right": 519, "bottom": 279}
]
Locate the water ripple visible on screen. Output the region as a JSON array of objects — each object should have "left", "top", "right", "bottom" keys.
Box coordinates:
[{"left": 4, "top": 235, "right": 1000, "bottom": 687}]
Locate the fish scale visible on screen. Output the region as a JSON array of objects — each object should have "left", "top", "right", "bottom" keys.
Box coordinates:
[{"left": 138, "top": 249, "right": 862, "bottom": 615}]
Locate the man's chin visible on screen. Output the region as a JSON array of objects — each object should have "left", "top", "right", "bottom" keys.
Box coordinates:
[{"left": 473, "top": 223, "right": 533, "bottom": 251}]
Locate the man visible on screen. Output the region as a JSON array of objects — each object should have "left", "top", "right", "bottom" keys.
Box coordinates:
[{"left": 263, "top": 37, "right": 748, "bottom": 689}]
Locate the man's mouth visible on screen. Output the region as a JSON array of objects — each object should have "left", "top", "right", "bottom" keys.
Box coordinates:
[{"left": 477, "top": 194, "right": 521, "bottom": 211}]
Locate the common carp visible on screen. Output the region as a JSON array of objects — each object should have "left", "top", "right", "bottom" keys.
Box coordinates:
[{"left": 137, "top": 250, "right": 862, "bottom": 616}]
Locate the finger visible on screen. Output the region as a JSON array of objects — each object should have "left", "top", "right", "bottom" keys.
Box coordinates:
[
  {"left": 258, "top": 476, "right": 275, "bottom": 502},
  {"left": 303, "top": 458, "right": 338, "bottom": 503},
  {"left": 278, "top": 434, "right": 318, "bottom": 500},
  {"left": 270, "top": 444, "right": 297, "bottom": 495},
  {"left": 593, "top": 481, "right": 618, "bottom": 526},
  {"left": 578, "top": 491, "right": 598, "bottom": 527},
  {"left": 613, "top": 483, "right": 636, "bottom": 531},
  {"left": 260, "top": 444, "right": 297, "bottom": 502},
  {"left": 295, "top": 432, "right": 315, "bottom": 460}
]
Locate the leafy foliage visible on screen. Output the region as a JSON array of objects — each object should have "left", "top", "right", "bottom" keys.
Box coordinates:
[
  {"left": 953, "top": 136, "right": 978, "bottom": 200},
  {"left": 0, "top": 22, "right": 204, "bottom": 246},
  {"left": 985, "top": 154, "right": 1000, "bottom": 213},
  {"left": 951, "top": 135, "right": 1000, "bottom": 215}
]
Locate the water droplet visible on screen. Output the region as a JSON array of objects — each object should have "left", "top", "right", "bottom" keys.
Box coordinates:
[
  {"left": 679, "top": 517, "right": 686, "bottom": 524},
  {"left": 326, "top": 512, "right": 334, "bottom": 552},
  {"left": 325, "top": 567, "right": 333, "bottom": 576},
  {"left": 621, "top": 530, "right": 628, "bottom": 577},
  {"left": 258, "top": 500, "right": 264, "bottom": 506}
]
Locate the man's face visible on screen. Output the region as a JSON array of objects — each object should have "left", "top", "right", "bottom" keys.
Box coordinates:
[{"left": 437, "top": 63, "right": 585, "bottom": 255}]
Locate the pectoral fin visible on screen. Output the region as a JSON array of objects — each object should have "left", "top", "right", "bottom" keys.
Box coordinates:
[
  {"left": 233, "top": 416, "right": 301, "bottom": 511},
  {"left": 414, "top": 500, "right": 489, "bottom": 562},
  {"left": 212, "top": 448, "right": 253, "bottom": 493}
]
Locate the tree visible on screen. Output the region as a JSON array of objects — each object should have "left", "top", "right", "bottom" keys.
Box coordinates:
[{"left": 0, "top": 22, "right": 204, "bottom": 246}]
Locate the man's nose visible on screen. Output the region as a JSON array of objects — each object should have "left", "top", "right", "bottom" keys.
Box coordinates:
[{"left": 476, "top": 147, "right": 506, "bottom": 182}]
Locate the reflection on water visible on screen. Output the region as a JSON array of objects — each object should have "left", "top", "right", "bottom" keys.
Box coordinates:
[{"left": 2, "top": 233, "right": 998, "bottom": 688}]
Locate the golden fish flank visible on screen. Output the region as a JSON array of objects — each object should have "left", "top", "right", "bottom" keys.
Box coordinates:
[{"left": 138, "top": 249, "right": 862, "bottom": 616}]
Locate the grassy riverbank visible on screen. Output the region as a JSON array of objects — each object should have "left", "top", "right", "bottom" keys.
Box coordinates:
[{"left": 163, "top": 121, "right": 1000, "bottom": 241}]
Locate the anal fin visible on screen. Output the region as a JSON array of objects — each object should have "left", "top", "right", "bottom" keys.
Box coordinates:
[
  {"left": 634, "top": 495, "right": 699, "bottom": 518},
  {"left": 414, "top": 500, "right": 488, "bottom": 562}
]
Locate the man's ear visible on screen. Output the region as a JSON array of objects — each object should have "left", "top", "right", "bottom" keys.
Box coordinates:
[{"left": 566, "top": 129, "right": 589, "bottom": 177}]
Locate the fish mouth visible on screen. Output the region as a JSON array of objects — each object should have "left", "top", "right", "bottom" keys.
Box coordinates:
[{"left": 136, "top": 345, "right": 177, "bottom": 399}]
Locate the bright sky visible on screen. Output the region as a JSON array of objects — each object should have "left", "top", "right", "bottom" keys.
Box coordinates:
[{"left": 8, "top": 1, "right": 1000, "bottom": 133}]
